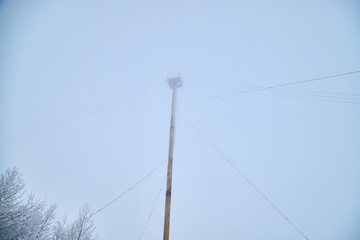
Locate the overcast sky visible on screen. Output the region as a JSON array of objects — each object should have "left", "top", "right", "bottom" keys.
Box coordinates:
[{"left": 1, "top": 0, "right": 360, "bottom": 239}]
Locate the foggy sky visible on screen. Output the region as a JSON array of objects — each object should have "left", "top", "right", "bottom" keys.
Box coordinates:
[{"left": 1, "top": 1, "right": 360, "bottom": 239}]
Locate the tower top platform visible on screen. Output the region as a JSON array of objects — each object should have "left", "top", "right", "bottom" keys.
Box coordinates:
[{"left": 167, "top": 72, "right": 183, "bottom": 89}]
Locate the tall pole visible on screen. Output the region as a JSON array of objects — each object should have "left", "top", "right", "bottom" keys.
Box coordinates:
[{"left": 163, "top": 74, "right": 182, "bottom": 240}]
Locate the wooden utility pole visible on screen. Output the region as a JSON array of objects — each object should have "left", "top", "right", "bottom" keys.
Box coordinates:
[{"left": 163, "top": 73, "right": 182, "bottom": 240}]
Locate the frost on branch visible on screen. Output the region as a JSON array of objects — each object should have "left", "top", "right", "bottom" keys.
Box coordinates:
[{"left": 0, "top": 167, "right": 96, "bottom": 240}]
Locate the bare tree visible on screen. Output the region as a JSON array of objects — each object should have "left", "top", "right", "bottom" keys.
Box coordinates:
[
  {"left": 51, "top": 205, "right": 97, "bottom": 240},
  {"left": 35, "top": 204, "right": 57, "bottom": 239},
  {"left": 0, "top": 167, "right": 25, "bottom": 229},
  {"left": 51, "top": 216, "right": 68, "bottom": 240},
  {"left": 0, "top": 167, "right": 97, "bottom": 240},
  {"left": 69, "top": 205, "right": 97, "bottom": 240}
]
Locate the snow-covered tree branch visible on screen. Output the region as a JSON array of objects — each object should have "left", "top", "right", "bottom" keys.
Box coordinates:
[{"left": 0, "top": 167, "right": 97, "bottom": 240}]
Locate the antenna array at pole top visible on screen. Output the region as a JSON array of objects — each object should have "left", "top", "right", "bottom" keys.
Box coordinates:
[{"left": 167, "top": 72, "right": 183, "bottom": 89}]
